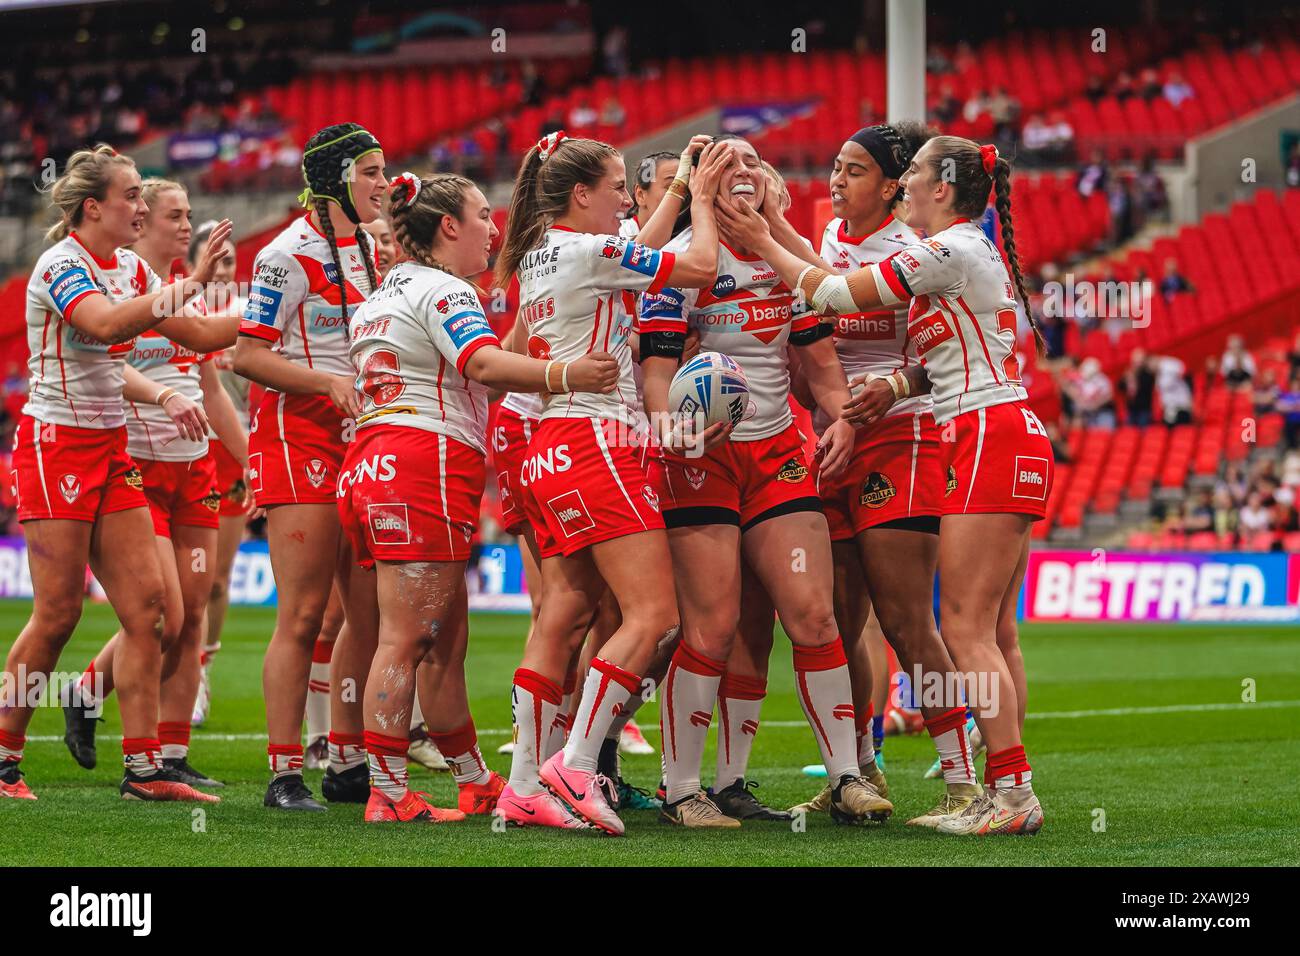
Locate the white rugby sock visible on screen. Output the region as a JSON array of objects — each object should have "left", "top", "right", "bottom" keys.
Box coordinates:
[
  {"left": 508, "top": 668, "right": 562, "bottom": 796},
  {"left": 563, "top": 658, "right": 641, "bottom": 773},
  {"left": 661, "top": 644, "right": 724, "bottom": 804},
  {"left": 714, "top": 672, "right": 765, "bottom": 790},
  {"left": 792, "top": 639, "right": 859, "bottom": 781}
]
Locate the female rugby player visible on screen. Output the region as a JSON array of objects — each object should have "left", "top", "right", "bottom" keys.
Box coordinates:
[
  {"left": 341, "top": 170, "right": 618, "bottom": 823},
  {"left": 491, "top": 132, "right": 732, "bottom": 834},
  {"left": 2, "top": 145, "right": 229, "bottom": 802},
  {"left": 721, "top": 136, "right": 1051, "bottom": 836},
  {"left": 233, "top": 123, "right": 386, "bottom": 811}
]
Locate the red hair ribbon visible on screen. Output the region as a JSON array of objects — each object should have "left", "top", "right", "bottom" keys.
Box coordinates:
[
  {"left": 537, "top": 130, "right": 568, "bottom": 162},
  {"left": 979, "top": 143, "right": 998, "bottom": 176},
  {"left": 389, "top": 171, "right": 421, "bottom": 208}
]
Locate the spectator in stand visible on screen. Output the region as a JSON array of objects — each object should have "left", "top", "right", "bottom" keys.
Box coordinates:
[
  {"left": 1220, "top": 463, "right": 1249, "bottom": 503},
  {"left": 1021, "top": 114, "right": 1054, "bottom": 166},
  {"left": 1139, "top": 68, "right": 1163, "bottom": 100},
  {"left": 602, "top": 26, "right": 630, "bottom": 77},
  {"left": 932, "top": 84, "right": 961, "bottom": 125},
  {"left": 961, "top": 88, "right": 988, "bottom": 126},
  {"left": 1159, "top": 257, "right": 1193, "bottom": 301},
  {"left": 1211, "top": 488, "right": 1238, "bottom": 540},
  {"left": 1155, "top": 356, "right": 1194, "bottom": 426},
  {"left": 1287, "top": 330, "right": 1300, "bottom": 378},
  {"left": 520, "top": 60, "right": 546, "bottom": 106},
  {"left": 1108, "top": 177, "right": 1136, "bottom": 244},
  {"left": 858, "top": 97, "right": 878, "bottom": 126},
  {"left": 1252, "top": 368, "right": 1279, "bottom": 414},
  {"left": 1071, "top": 357, "right": 1117, "bottom": 429},
  {"left": 1120, "top": 349, "right": 1156, "bottom": 426},
  {"left": 988, "top": 86, "right": 1019, "bottom": 143},
  {"left": 598, "top": 95, "right": 626, "bottom": 130},
  {"left": 952, "top": 40, "right": 976, "bottom": 73},
  {"left": 1163, "top": 71, "right": 1195, "bottom": 108},
  {"left": 926, "top": 44, "right": 954, "bottom": 74},
  {"left": 1183, "top": 490, "right": 1215, "bottom": 533},
  {"left": 1112, "top": 71, "right": 1136, "bottom": 102},
  {"left": 1238, "top": 491, "right": 1272, "bottom": 533},
  {"left": 1277, "top": 372, "right": 1300, "bottom": 449},
  {"left": 568, "top": 95, "right": 598, "bottom": 130},
  {"left": 1134, "top": 155, "right": 1169, "bottom": 224},
  {"left": 1084, "top": 74, "right": 1106, "bottom": 104},
  {"left": 1221, "top": 334, "right": 1257, "bottom": 388},
  {"left": 1077, "top": 148, "right": 1109, "bottom": 197},
  {"left": 1286, "top": 142, "right": 1300, "bottom": 188},
  {"left": 1046, "top": 110, "right": 1076, "bottom": 162}
]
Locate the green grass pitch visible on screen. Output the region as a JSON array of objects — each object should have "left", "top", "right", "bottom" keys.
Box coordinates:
[{"left": 1, "top": 601, "right": 1296, "bottom": 866}]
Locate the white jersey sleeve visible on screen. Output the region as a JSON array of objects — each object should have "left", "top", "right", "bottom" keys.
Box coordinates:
[
  {"left": 869, "top": 235, "right": 966, "bottom": 306},
  {"left": 240, "top": 245, "right": 309, "bottom": 346},
  {"left": 874, "top": 222, "right": 1027, "bottom": 422},
  {"left": 518, "top": 227, "right": 676, "bottom": 427},
  {"left": 23, "top": 239, "right": 159, "bottom": 429},
  {"left": 350, "top": 262, "right": 499, "bottom": 454},
  {"left": 239, "top": 215, "right": 374, "bottom": 377}
]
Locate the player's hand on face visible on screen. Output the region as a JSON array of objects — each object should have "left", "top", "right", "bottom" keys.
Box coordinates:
[
  {"left": 190, "top": 220, "right": 233, "bottom": 285},
  {"left": 162, "top": 391, "right": 209, "bottom": 442},
  {"left": 714, "top": 196, "right": 770, "bottom": 249},
  {"left": 816, "top": 418, "right": 854, "bottom": 481},
  {"left": 841, "top": 374, "right": 895, "bottom": 428},
  {"left": 567, "top": 351, "right": 620, "bottom": 394},
  {"left": 325, "top": 373, "right": 363, "bottom": 419},
  {"left": 689, "top": 142, "right": 733, "bottom": 205}
]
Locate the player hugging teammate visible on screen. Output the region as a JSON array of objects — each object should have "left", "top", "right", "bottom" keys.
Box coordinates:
[{"left": 721, "top": 134, "right": 1051, "bottom": 836}]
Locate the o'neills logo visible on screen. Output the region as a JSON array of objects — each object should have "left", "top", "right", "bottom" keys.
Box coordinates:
[
  {"left": 945, "top": 465, "right": 958, "bottom": 497},
  {"left": 49, "top": 885, "right": 151, "bottom": 936},
  {"left": 776, "top": 458, "right": 808, "bottom": 484},
  {"left": 859, "top": 471, "right": 896, "bottom": 509}
]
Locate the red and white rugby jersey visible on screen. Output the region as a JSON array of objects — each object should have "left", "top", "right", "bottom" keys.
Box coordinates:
[
  {"left": 517, "top": 226, "right": 675, "bottom": 428},
  {"left": 500, "top": 387, "right": 544, "bottom": 420},
  {"left": 868, "top": 219, "right": 1027, "bottom": 424},
  {"left": 239, "top": 215, "right": 377, "bottom": 378},
  {"left": 349, "top": 260, "right": 500, "bottom": 455},
  {"left": 818, "top": 216, "right": 932, "bottom": 428},
  {"left": 24, "top": 233, "right": 162, "bottom": 429},
  {"left": 125, "top": 329, "right": 211, "bottom": 462},
  {"left": 641, "top": 228, "right": 817, "bottom": 441}
]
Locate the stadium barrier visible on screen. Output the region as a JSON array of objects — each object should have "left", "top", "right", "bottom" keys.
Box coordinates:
[
  {"left": 2, "top": 538, "right": 1294, "bottom": 621},
  {"left": 0, "top": 536, "right": 532, "bottom": 613},
  {"left": 1022, "top": 549, "right": 1300, "bottom": 623}
]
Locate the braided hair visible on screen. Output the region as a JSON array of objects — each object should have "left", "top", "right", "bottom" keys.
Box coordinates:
[
  {"left": 301, "top": 123, "right": 382, "bottom": 314},
  {"left": 920, "top": 135, "right": 1044, "bottom": 354},
  {"left": 387, "top": 172, "right": 475, "bottom": 279}
]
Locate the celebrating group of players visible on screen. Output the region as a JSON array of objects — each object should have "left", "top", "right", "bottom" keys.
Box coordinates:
[{"left": 0, "top": 109, "right": 1054, "bottom": 837}]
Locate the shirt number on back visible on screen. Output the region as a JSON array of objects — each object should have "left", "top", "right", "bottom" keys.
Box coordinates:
[{"left": 1021, "top": 407, "right": 1047, "bottom": 436}]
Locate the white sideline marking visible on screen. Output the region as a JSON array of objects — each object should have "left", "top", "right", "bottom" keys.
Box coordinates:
[{"left": 26, "top": 699, "right": 1300, "bottom": 743}]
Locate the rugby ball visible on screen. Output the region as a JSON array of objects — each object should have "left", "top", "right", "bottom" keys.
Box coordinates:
[{"left": 667, "top": 351, "right": 749, "bottom": 430}]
